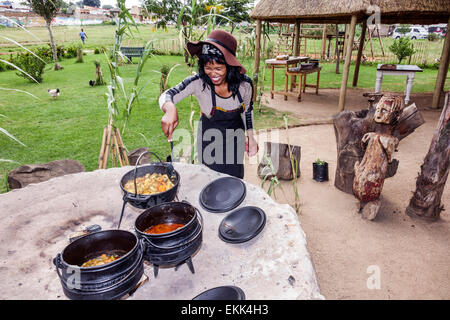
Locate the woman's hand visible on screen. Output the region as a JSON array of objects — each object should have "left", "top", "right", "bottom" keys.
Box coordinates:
[
  {"left": 161, "top": 102, "right": 179, "bottom": 140},
  {"left": 245, "top": 132, "right": 258, "bottom": 157}
]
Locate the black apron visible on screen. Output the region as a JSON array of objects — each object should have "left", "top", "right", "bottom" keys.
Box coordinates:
[{"left": 198, "top": 88, "right": 246, "bottom": 179}]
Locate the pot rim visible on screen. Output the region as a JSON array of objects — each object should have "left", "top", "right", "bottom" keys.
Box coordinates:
[
  {"left": 134, "top": 201, "right": 198, "bottom": 238},
  {"left": 120, "top": 163, "right": 180, "bottom": 199},
  {"left": 59, "top": 230, "right": 140, "bottom": 271}
]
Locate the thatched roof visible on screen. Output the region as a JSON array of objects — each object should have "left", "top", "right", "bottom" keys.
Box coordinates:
[{"left": 250, "top": 0, "right": 450, "bottom": 24}]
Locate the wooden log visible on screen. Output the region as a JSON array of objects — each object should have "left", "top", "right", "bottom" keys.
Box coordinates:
[{"left": 406, "top": 93, "right": 450, "bottom": 220}]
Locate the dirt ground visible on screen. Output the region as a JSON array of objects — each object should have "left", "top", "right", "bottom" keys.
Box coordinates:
[{"left": 243, "top": 88, "right": 450, "bottom": 300}]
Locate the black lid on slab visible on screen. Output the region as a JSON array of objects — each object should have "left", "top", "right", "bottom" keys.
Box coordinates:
[
  {"left": 192, "top": 286, "right": 246, "bottom": 300},
  {"left": 218, "top": 206, "right": 266, "bottom": 244},
  {"left": 199, "top": 177, "right": 246, "bottom": 213}
]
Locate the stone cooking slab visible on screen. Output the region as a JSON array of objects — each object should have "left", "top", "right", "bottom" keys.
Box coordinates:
[{"left": 0, "top": 163, "right": 323, "bottom": 300}]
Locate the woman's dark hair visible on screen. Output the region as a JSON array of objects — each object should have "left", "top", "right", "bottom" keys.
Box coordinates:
[{"left": 198, "top": 53, "right": 244, "bottom": 98}]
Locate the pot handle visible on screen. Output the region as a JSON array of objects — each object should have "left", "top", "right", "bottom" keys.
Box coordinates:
[
  {"left": 132, "top": 151, "right": 164, "bottom": 197},
  {"left": 142, "top": 208, "right": 204, "bottom": 251},
  {"left": 53, "top": 253, "right": 63, "bottom": 280}
]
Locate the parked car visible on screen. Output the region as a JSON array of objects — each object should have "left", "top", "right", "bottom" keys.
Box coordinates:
[
  {"left": 391, "top": 26, "right": 428, "bottom": 40},
  {"left": 428, "top": 24, "right": 447, "bottom": 37}
]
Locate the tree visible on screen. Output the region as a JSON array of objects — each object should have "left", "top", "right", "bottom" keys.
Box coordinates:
[
  {"left": 143, "top": 0, "right": 184, "bottom": 29},
  {"left": 26, "top": 0, "right": 63, "bottom": 70},
  {"left": 82, "top": 0, "right": 100, "bottom": 7},
  {"left": 220, "top": 0, "right": 253, "bottom": 31},
  {"left": 389, "top": 37, "right": 416, "bottom": 64}
]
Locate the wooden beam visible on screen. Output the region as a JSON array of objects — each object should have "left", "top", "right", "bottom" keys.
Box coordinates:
[
  {"left": 252, "top": 19, "right": 262, "bottom": 102},
  {"left": 338, "top": 15, "right": 357, "bottom": 112},
  {"left": 431, "top": 16, "right": 450, "bottom": 109},
  {"left": 353, "top": 20, "right": 367, "bottom": 87}
]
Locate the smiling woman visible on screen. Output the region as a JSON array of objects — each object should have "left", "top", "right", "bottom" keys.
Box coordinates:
[{"left": 159, "top": 30, "right": 258, "bottom": 179}]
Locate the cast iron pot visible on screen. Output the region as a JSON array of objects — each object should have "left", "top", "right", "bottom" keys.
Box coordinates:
[
  {"left": 117, "top": 151, "right": 180, "bottom": 228},
  {"left": 53, "top": 230, "right": 144, "bottom": 300},
  {"left": 120, "top": 151, "right": 180, "bottom": 210},
  {"left": 134, "top": 201, "right": 203, "bottom": 266}
]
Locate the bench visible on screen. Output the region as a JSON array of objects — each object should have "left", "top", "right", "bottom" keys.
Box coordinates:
[{"left": 119, "top": 46, "right": 145, "bottom": 62}]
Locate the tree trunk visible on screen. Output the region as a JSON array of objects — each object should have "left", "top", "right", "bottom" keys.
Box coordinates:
[
  {"left": 46, "top": 20, "right": 62, "bottom": 70},
  {"left": 406, "top": 93, "right": 450, "bottom": 220},
  {"left": 257, "top": 142, "right": 301, "bottom": 180},
  {"left": 333, "top": 102, "right": 424, "bottom": 194}
]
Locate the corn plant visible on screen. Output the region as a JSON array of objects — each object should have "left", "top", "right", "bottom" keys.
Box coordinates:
[
  {"left": 284, "top": 115, "right": 301, "bottom": 214},
  {"left": 102, "top": 0, "right": 155, "bottom": 136},
  {"left": 260, "top": 154, "right": 285, "bottom": 200}
]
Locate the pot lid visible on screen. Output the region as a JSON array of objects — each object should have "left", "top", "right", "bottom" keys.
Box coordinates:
[
  {"left": 218, "top": 206, "right": 266, "bottom": 244},
  {"left": 199, "top": 177, "right": 246, "bottom": 213},
  {"left": 192, "top": 285, "right": 246, "bottom": 300}
]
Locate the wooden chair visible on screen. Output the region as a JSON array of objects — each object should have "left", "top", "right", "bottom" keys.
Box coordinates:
[{"left": 284, "top": 65, "right": 322, "bottom": 101}]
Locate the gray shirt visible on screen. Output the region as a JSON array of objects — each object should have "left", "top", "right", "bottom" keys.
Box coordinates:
[{"left": 159, "top": 74, "right": 254, "bottom": 130}]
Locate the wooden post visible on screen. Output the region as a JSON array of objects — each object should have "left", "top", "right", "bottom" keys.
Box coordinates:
[
  {"left": 342, "top": 24, "right": 348, "bottom": 58},
  {"left": 406, "top": 93, "right": 450, "bottom": 220},
  {"left": 253, "top": 19, "right": 262, "bottom": 102},
  {"left": 376, "top": 26, "right": 385, "bottom": 56},
  {"left": 338, "top": 15, "right": 357, "bottom": 112},
  {"left": 431, "top": 16, "right": 450, "bottom": 109},
  {"left": 294, "top": 20, "right": 301, "bottom": 56},
  {"left": 292, "top": 20, "right": 301, "bottom": 86},
  {"left": 353, "top": 20, "right": 367, "bottom": 87},
  {"left": 321, "top": 24, "right": 327, "bottom": 59},
  {"left": 335, "top": 24, "right": 340, "bottom": 74}
]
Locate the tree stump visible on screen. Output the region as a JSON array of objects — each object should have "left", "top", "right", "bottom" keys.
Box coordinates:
[
  {"left": 257, "top": 142, "right": 301, "bottom": 180},
  {"left": 7, "top": 159, "right": 85, "bottom": 190},
  {"left": 406, "top": 92, "right": 450, "bottom": 221}
]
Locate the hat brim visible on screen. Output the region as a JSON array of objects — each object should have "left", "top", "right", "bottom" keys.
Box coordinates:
[{"left": 187, "top": 40, "right": 246, "bottom": 74}]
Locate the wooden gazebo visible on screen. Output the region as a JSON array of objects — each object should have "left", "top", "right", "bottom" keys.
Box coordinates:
[{"left": 250, "top": 0, "right": 450, "bottom": 111}]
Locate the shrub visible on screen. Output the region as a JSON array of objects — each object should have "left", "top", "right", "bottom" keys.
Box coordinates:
[
  {"left": 65, "top": 44, "right": 79, "bottom": 59},
  {"left": 389, "top": 37, "right": 416, "bottom": 64},
  {"left": 14, "top": 52, "right": 46, "bottom": 83},
  {"left": 94, "top": 48, "right": 101, "bottom": 54},
  {"left": 427, "top": 33, "right": 439, "bottom": 42}
]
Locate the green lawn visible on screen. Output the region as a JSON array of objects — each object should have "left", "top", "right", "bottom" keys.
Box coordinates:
[
  {"left": 0, "top": 25, "right": 448, "bottom": 194},
  {"left": 0, "top": 52, "right": 298, "bottom": 193},
  {"left": 261, "top": 59, "right": 450, "bottom": 94}
]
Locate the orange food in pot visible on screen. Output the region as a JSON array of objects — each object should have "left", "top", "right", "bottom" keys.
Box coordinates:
[
  {"left": 123, "top": 173, "right": 174, "bottom": 195},
  {"left": 144, "top": 223, "right": 185, "bottom": 234}
]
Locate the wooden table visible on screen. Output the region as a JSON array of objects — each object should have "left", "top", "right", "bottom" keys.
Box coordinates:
[
  {"left": 265, "top": 56, "right": 310, "bottom": 99},
  {"left": 284, "top": 66, "right": 322, "bottom": 102},
  {"left": 375, "top": 64, "right": 423, "bottom": 105}
]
